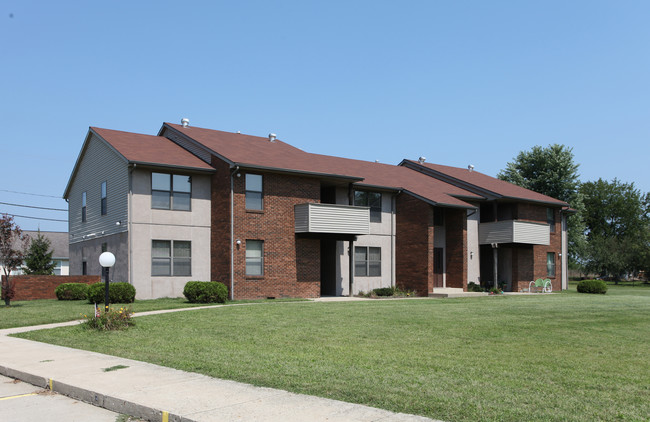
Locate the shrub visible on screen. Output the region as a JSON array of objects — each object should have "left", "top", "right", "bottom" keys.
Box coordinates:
[
  {"left": 373, "top": 287, "right": 397, "bottom": 297},
  {"left": 55, "top": 283, "right": 88, "bottom": 300},
  {"left": 183, "top": 281, "right": 228, "bottom": 303},
  {"left": 82, "top": 306, "right": 134, "bottom": 331},
  {"left": 468, "top": 282, "right": 483, "bottom": 292},
  {"left": 87, "top": 282, "right": 136, "bottom": 304},
  {"left": 577, "top": 279, "right": 608, "bottom": 294}
]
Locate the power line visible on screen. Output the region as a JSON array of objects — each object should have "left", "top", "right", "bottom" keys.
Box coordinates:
[
  {"left": 2, "top": 213, "right": 68, "bottom": 223},
  {"left": 0, "top": 201, "right": 67, "bottom": 212},
  {"left": 0, "top": 189, "right": 62, "bottom": 199}
]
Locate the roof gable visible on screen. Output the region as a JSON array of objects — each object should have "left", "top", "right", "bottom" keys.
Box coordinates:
[{"left": 401, "top": 160, "right": 568, "bottom": 206}]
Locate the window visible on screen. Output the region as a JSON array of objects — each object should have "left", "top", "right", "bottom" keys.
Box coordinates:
[
  {"left": 354, "top": 191, "right": 382, "bottom": 222},
  {"left": 82, "top": 261, "right": 87, "bottom": 275},
  {"left": 152, "top": 240, "right": 192, "bottom": 276},
  {"left": 53, "top": 260, "right": 62, "bottom": 276},
  {"left": 246, "top": 240, "right": 264, "bottom": 276},
  {"left": 547, "top": 208, "right": 556, "bottom": 233},
  {"left": 82, "top": 191, "right": 87, "bottom": 222},
  {"left": 355, "top": 246, "right": 381, "bottom": 277},
  {"left": 547, "top": 253, "right": 556, "bottom": 277},
  {"left": 101, "top": 181, "right": 107, "bottom": 215},
  {"left": 245, "top": 174, "right": 263, "bottom": 210},
  {"left": 152, "top": 173, "right": 191, "bottom": 211}
]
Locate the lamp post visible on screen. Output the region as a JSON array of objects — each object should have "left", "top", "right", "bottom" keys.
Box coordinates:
[{"left": 99, "top": 252, "right": 115, "bottom": 313}]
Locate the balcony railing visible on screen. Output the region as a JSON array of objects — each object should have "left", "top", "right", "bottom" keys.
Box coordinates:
[
  {"left": 478, "top": 220, "right": 550, "bottom": 245},
  {"left": 295, "top": 203, "right": 369, "bottom": 235}
]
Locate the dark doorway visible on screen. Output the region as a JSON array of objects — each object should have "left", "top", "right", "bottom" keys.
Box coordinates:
[
  {"left": 434, "top": 247, "right": 444, "bottom": 288},
  {"left": 321, "top": 186, "right": 337, "bottom": 204},
  {"left": 320, "top": 239, "right": 337, "bottom": 295}
]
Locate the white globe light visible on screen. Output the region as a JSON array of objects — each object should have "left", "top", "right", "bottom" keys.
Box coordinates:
[{"left": 99, "top": 252, "right": 116, "bottom": 268}]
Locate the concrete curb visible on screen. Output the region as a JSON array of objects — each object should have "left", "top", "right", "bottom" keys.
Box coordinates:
[{"left": 0, "top": 364, "right": 180, "bottom": 422}]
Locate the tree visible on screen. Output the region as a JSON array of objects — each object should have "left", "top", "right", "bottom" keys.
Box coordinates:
[
  {"left": 0, "top": 214, "right": 29, "bottom": 306},
  {"left": 498, "top": 144, "right": 587, "bottom": 265},
  {"left": 23, "top": 230, "right": 56, "bottom": 275},
  {"left": 580, "top": 178, "right": 650, "bottom": 281}
]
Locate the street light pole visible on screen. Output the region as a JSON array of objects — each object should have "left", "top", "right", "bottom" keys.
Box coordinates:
[{"left": 99, "top": 252, "right": 116, "bottom": 313}]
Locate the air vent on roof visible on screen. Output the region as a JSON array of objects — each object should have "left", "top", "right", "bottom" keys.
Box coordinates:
[
  {"left": 468, "top": 164, "right": 474, "bottom": 172},
  {"left": 181, "top": 118, "right": 190, "bottom": 128},
  {"left": 269, "top": 133, "right": 277, "bottom": 142},
  {"left": 418, "top": 156, "right": 426, "bottom": 164}
]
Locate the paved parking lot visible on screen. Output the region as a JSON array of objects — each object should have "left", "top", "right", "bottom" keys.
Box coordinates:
[{"left": 0, "top": 375, "right": 122, "bottom": 422}]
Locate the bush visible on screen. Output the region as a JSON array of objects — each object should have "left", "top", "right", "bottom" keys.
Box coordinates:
[
  {"left": 373, "top": 287, "right": 397, "bottom": 297},
  {"left": 55, "top": 283, "right": 88, "bottom": 300},
  {"left": 468, "top": 282, "right": 483, "bottom": 292},
  {"left": 87, "top": 282, "right": 136, "bottom": 304},
  {"left": 577, "top": 279, "right": 608, "bottom": 294},
  {"left": 183, "top": 281, "right": 228, "bottom": 303},
  {"left": 82, "top": 306, "right": 134, "bottom": 331}
]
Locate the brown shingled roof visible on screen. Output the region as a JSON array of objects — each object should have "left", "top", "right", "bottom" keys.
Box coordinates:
[
  {"left": 404, "top": 160, "right": 568, "bottom": 206},
  {"left": 165, "top": 123, "right": 481, "bottom": 208},
  {"left": 92, "top": 127, "right": 213, "bottom": 171}
]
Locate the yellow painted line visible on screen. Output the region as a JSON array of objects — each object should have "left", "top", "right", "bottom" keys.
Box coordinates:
[
  {"left": 0, "top": 392, "right": 39, "bottom": 401},
  {"left": 162, "top": 410, "right": 169, "bottom": 422},
  {"left": 49, "top": 378, "right": 54, "bottom": 391}
]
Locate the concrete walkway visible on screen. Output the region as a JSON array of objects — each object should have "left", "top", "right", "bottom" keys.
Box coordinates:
[{"left": 0, "top": 300, "right": 438, "bottom": 422}]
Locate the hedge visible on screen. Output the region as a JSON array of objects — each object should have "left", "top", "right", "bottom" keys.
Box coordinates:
[
  {"left": 55, "top": 283, "right": 89, "bottom": 300},
  {"left": 87, "top": 282, "right": 136, "bottom": 304},
  {"left": 183, "top": 281, "right": 228, "bottom": 303},
  {"left": 577, "top": 279, "right": 608, "bottom": 294}
]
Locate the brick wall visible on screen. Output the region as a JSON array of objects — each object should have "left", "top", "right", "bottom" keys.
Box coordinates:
[
  {"left": 445, "top": 208, "right": 467, "bottom": 290},
  {"left": 514, "top": 204, "right": 562, "bottom": 291},
  {"left": 228, "top": 170, "right": 321, "bottom": 299},
  {"left": 395, "top": 194, "right": 434, "bottom": 296},
  {"left": 210, "top": 157, "right": 233, "bottom": 290},
  {"left": 2, "top": 275, "right": 100, "bottom": 301}
]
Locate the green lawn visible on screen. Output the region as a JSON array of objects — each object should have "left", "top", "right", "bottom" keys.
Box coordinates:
[
  {"left": 15, "top": 292, "right": 650, "bottom": 421},
  {"left": 0, "top": 298, "right": 213, "bottom": 330}
]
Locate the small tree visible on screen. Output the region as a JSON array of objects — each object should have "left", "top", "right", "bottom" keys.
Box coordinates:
[
  {"left": 0, "top": 214, "right": 29, "bottom": 306},
  {"left": 23, "top": 231, "right": 56, "bottom": 275}
]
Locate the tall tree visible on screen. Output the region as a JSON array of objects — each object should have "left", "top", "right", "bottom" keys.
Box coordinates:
[
  {"left": 580, "top": 178, "right": 650, "bottom": 281},
  {"left": 0, "top": 214, "right": 29, "bottom": 306},
  {"left": 498, "top": 144, "right": 587, "bottom": 265},
  {"left": 23, "top": 231, "right": 56, "bottom": 275}
]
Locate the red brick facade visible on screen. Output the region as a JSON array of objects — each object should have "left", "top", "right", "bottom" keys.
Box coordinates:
[
  {"left": 2, "top": 275, "right": 100, "bottom": 301},
  {"left": 444, "top": 208, "right": 467, "bottom": 290},
  {"left": 215, "top": 169, "right": 321, "bottom": 299}
]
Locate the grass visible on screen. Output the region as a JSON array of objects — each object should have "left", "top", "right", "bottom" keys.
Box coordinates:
[
  {"left": 15, "top": 291, "right": 650, "bottom": 421},
  {"left": 0, "top": 297, "right": 306, "bottom": 330}
]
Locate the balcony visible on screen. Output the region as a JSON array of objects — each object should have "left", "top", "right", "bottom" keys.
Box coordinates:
[
  {"left": 295, "top": 203, "right": 369, "bottom": 235},
  {"left": 478, "top": 220, "right": 550, "bottom": 245}
]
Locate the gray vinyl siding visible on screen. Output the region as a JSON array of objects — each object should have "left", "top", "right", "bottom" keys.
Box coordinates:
[
  {"left": 479, "top": 220, "right": 549, "bottom": 245},
  {"left": 162, "top": 129, "right": 212, "bottom": 164},
  {"left": 294, "top": 203, "right": 370, "bottom": 235},
  {"left": 68, "top": 134, "right": 129, "bottom": 244}
]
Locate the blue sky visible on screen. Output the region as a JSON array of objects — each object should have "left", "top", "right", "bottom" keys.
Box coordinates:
[{"left": 1, "top": 1, "right": 649, "bottom": 232}]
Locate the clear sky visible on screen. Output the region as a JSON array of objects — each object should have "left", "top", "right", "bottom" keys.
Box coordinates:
[{"left": 1, "top": 1, "right": 649, "bottom": 232}]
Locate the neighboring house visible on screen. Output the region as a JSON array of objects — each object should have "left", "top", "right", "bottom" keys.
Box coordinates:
[
  {"left": 64, "top": 121, "right": 570, "bottom": 299},
  {"left": 2, "top": 231, "right": 69, "bottom": 276}
]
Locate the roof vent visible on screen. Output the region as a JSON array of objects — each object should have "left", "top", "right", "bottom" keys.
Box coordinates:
[
  {"left": 181, "top": 118, "right": 190, "bottom": 128},
  {"left": 268, "top": 133, "right": 277, "bottom": 142},
  {"left": 418, "top": 156, "right": 426, "bottom": 164},
  {"left": 468, "top": 164, "right": 474, "bottom": 172}
]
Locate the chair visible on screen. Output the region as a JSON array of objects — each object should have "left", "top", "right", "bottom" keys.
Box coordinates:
[{"left": 528, "top": 278, "right": 552, "bottom": 293}]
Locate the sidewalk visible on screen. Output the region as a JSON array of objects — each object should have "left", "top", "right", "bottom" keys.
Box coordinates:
[{"left": 0, "top": 302, "right": 438, "bottom": 422}]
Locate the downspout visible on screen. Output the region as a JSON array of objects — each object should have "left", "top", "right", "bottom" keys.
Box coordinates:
[
  {"left": 230, "top": 165, "right": 239, "bottom": 300},
  {"left": 128, "top": 163, "right": 136, "bottom": 288},
  {"left": 348, "top": 184, "right": 354, "bottom": 296}
]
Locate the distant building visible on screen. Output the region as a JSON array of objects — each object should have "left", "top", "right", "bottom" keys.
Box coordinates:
[{"left": 1, "top": 231, "right": 69, "bottom": 276}]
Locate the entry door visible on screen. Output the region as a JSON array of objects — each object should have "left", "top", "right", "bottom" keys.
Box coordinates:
[{"left": 433, "top": 248, "right": 444, "bottom": 288}]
